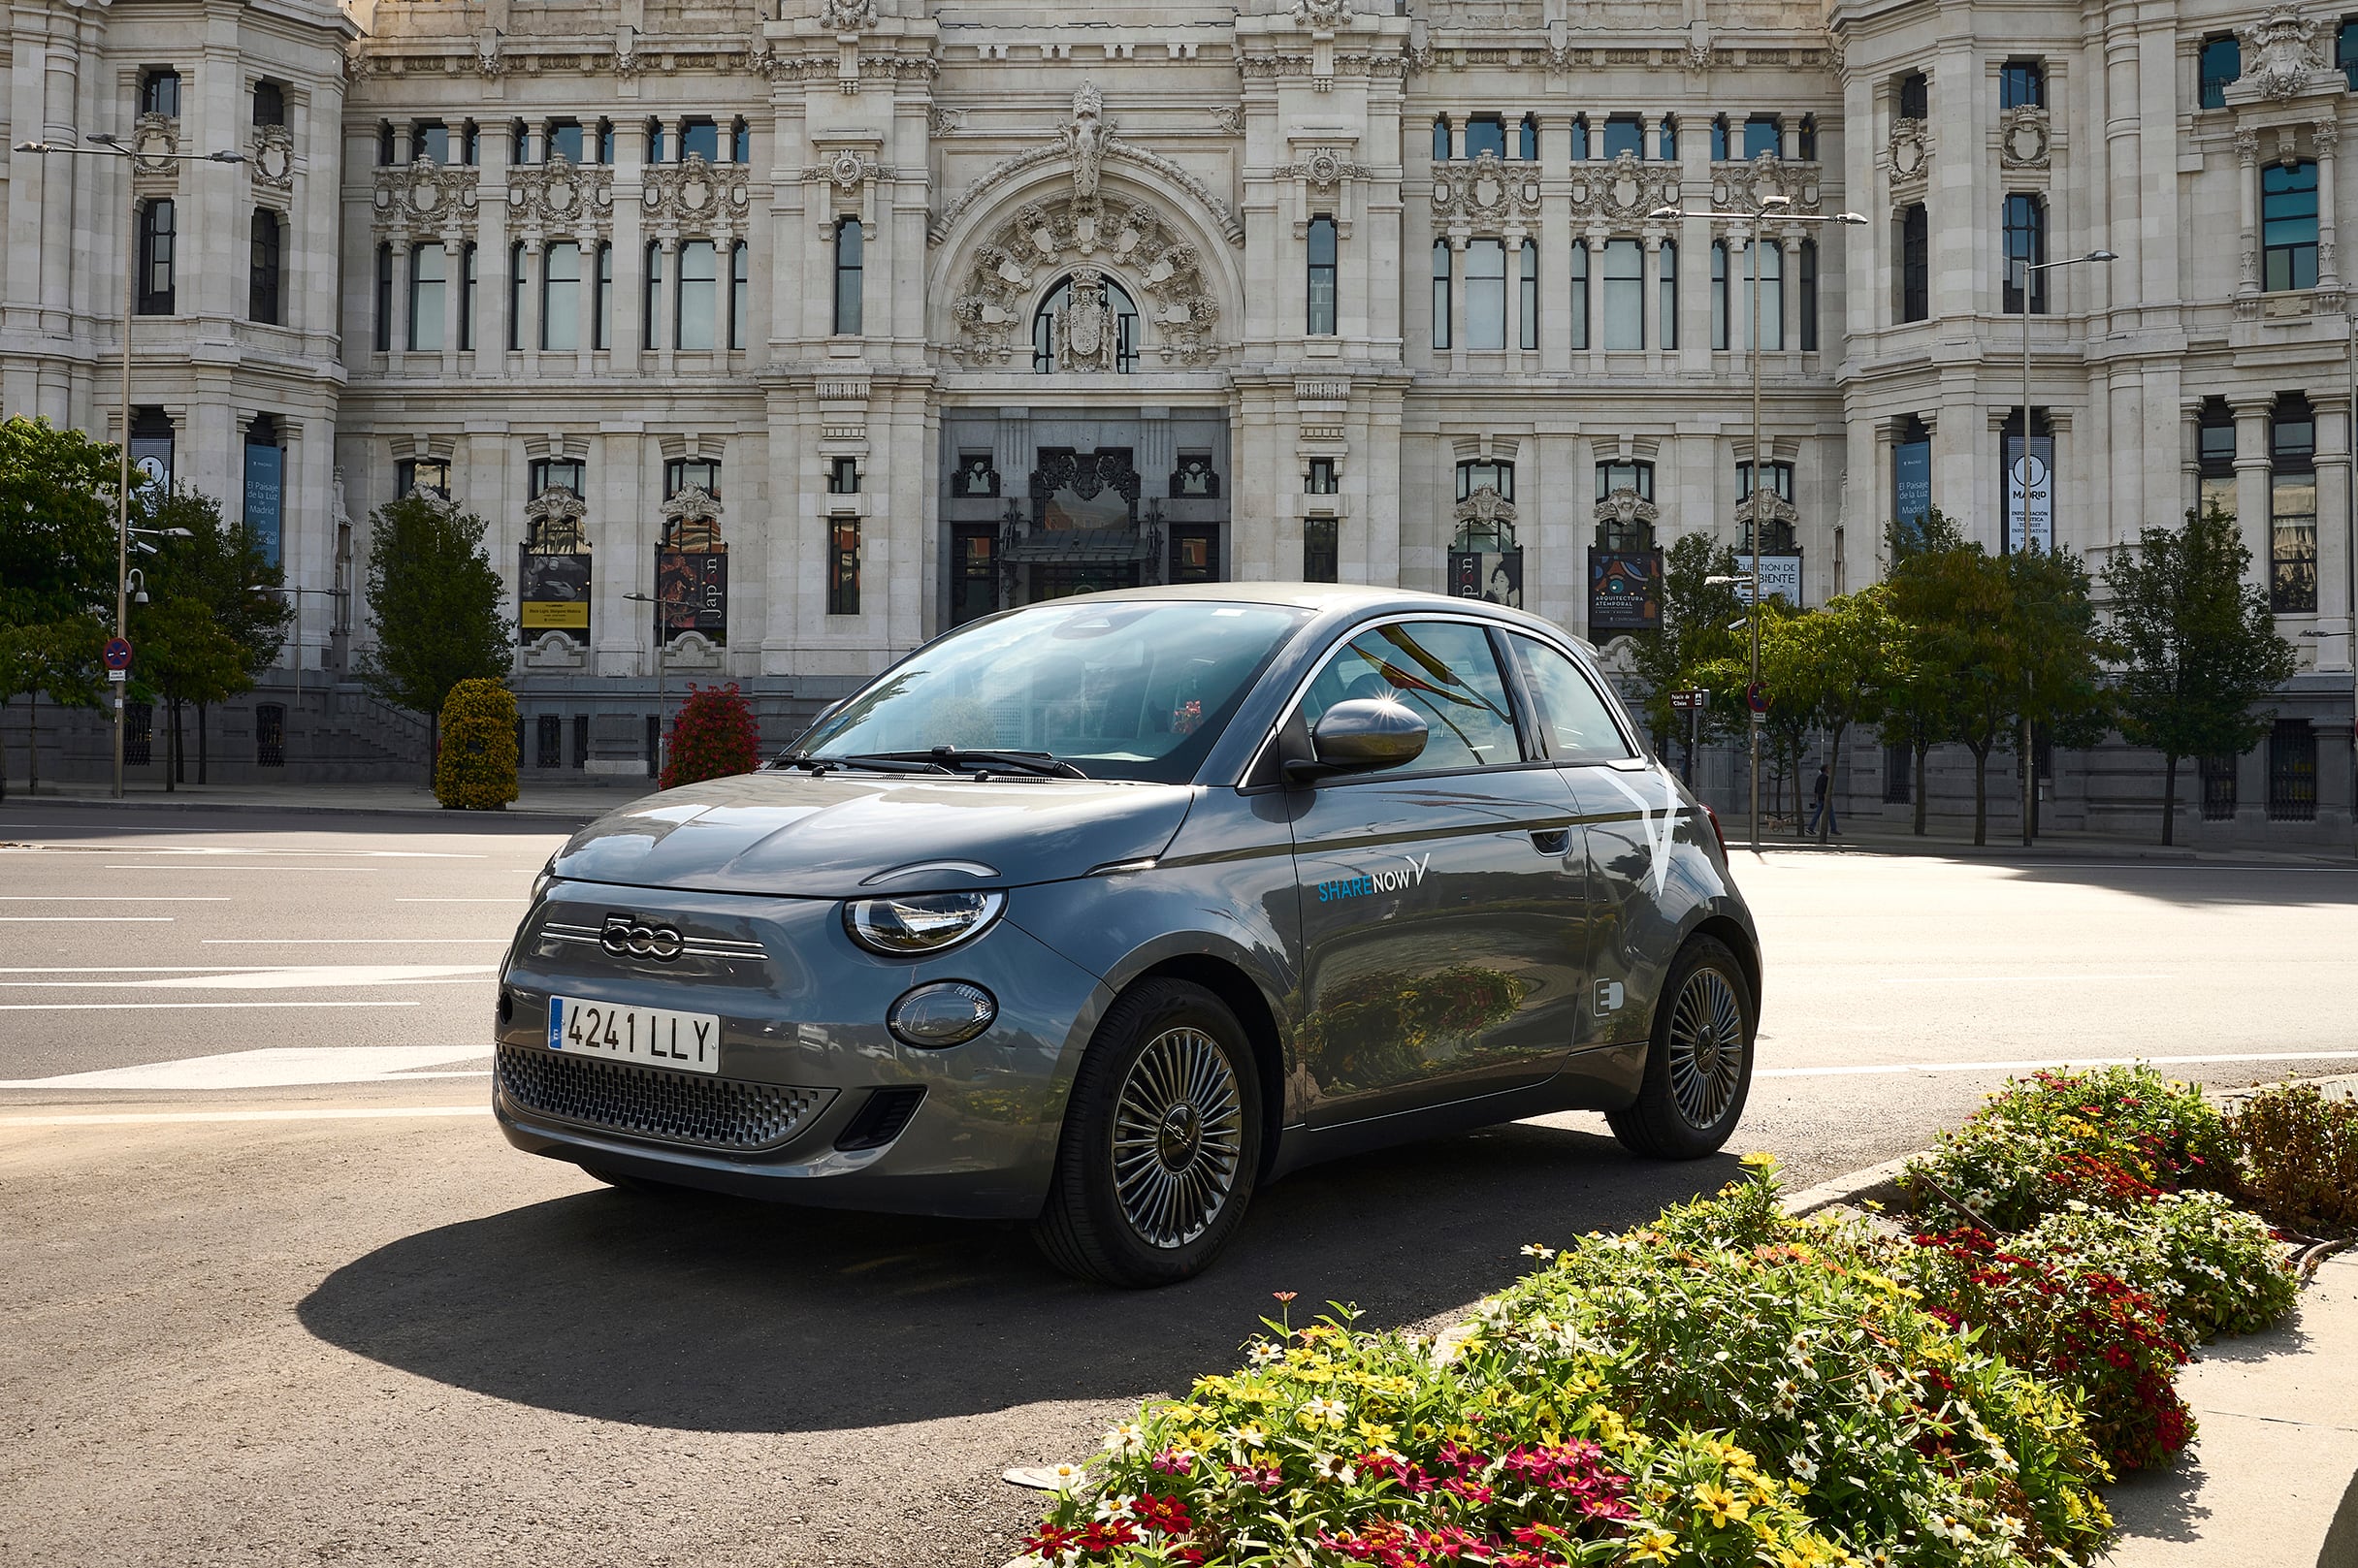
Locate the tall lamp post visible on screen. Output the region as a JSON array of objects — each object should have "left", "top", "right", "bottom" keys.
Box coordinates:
[
  {"left": 2009, "top": 247, "right": 2116, "bottom": 848},
  {"left": 14, "top": 135, "right": 244, "bottom": 799},
  {"left": 1651, "top": 199, "right": 1865, "bottom": 852},
  {"left": 623, "top": 588, "right": 679, "bottom": 779}
]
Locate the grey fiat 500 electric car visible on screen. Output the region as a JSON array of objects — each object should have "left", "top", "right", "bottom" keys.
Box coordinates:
[{"left": 496, "top": 584, "right": 1761, "bottom": 1286}]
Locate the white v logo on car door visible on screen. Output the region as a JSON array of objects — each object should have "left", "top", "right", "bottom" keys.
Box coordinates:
[{"left": 1597, "top": 765, "right": 1681, "bottom": 895}]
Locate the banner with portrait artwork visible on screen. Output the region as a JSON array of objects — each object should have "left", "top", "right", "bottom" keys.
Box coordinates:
[
  {"left": 1587, "top": 548, "right": 1663, "bottom": 633},
  {"left": 656, "top": 551, "right": 727, "bottom": 645},
  {"left": 519, "top": 548, "right": 593, "bottom": 643},
  {"left": 1449, "top": 549, "right": 1524, "bottom": 609}
]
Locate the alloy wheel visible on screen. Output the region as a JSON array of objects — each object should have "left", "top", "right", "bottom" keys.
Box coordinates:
[
  {"left": 1665, "top": 967, "right": 1747, "bottom": 1129},
  {"left": 1110, "top": 1026, "right": 1245, "bottom": 1249}
]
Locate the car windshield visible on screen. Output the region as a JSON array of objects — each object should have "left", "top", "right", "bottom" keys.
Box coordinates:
[{"left": 798, "top": 600, "right": 1313, "bottom": 784}]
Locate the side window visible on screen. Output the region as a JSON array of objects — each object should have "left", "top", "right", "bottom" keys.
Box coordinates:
[
  {"left": 1509, "top": 635, "right": 1634, "bottom": 764},
  {"left": 1298, "top": 620, "right": 1524, "bottom": 775}
]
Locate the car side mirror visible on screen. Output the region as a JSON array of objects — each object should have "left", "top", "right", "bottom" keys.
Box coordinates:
[{"left": 1286, "top": 697, "right": 1428, "bottom": 782}]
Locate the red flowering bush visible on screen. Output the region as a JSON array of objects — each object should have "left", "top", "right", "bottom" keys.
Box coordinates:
[
  {"left": 658, "top": 682, "right": 761, "bottom": 790},
  {"left": 1900, "top": 1227, "right": 2192, "bottom": 1473}
]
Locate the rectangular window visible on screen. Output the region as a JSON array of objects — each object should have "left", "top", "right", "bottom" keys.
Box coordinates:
[
  {"left": 1517, "top": 114, "right": 1538, "bottom": 161},
  {"left": 1797, "top": 114, "right": 1818, "bottom": 160},
  {"left": 546, "top": 119, "right": 583, "bottom": 164},
  {"left": 530, "top": 458, "right": 584, "bottom": 498},
  {"left": 2001, "top": 59, "right": 2047, "bottom": 109},
  {"left": 248, "top": 208, "right": 281, "bottom": 325},
  {"left": 1883, "top": 743, "right": 1912, "bottom": 805},
  {"left": 2264, "top": 162, "right": 2321, "bottom": 291},
  {"left": 460, "top": 242, "right": 478, "bottom": 350},
  {"left": 1899, "top": 204, "right": 1930, "bottom": 321},
  {"left": 2003, "top": 193, "right": 2050, "bottom": 312},
  {"left": 1432, "top": 241, "right": 1452, "bottom": 350},
  {"left": 536, "top": 715, "right": 563, "bottom": 770},
  {"left": 1799, "top": 238, "right": 1819, "bottom": 350},
  {"left": 1307, "top": 215, "right": 1339, "bottom": 336},
  {"left": 1601, "top": 114, "right": 1643, "bottom": 159},
  {"left": 1738, "top": 461, "right": 1795, "bottom": 501},
  {"left": 462, "top": 121, "right": 480, "bottom": 166},
  {"left": 374, "top": 242, "right": 393, "bottom": 351},
  {"left": 395, "top": 458, "right": 451, "bottom": 498},
  {"left": 1602, "top": 238, "right": 1643, "bottom": 349},
  {"left": 1710, "top": 114, "right": 1729, "bottom": 161},
  {"left": 1658, "top": 114, "right": 1678, "bottom": 160},
  {"left": 1464, "top": 115, "right": 1506, "bottom": 159},
  {"left": 1458, "top": 460, "right": 1515, "bottom": 502},
  {"left": 411, "top": 121, "right": 449, "bottom": 166},
  {"left": 592, "top": 241, "right": 611, "bottom": 350},
  {"left": 509, "top": 242, "right": 526, "bottom": 351},
  {"left": 2269, "top": 720, "right": 2317, "bottom": 820},
  {"left": 1596, "top": 460, "right": 1653, "bottom": 500},
  {"left": 1303, "top": 517, "right": 1340, "bottom": 583},
  {"left": 833, "top": 220, "right": 863, "bottom": 336},
  {"left": 675, "top": 240, "right": 717, "bottom": 350},
  {"left": 2342, "top": 19, "right": 2358, "bottom": 91},
  {"left": 137, "top": 200, "right": 176, "bottom": 316},
  {"left": 664, "top": 458, "right": 720, "bottom": 498},
  {"left": 541, "top": 240, "right": 580, "bottom": 351},
  {"left": 1737, "top": 240, "right": 1783, "bottom": 349},
  {"left": 596, "top": 119, "right": 615, "bottom": 165},
  {"left": 1306, "top": 458, "right": 1339, "bottom": 495},
  {"left": 2197, "top": 400, "right": 2237, "bottom": 519},
  {"left": 1466, "top": 238, "right": 1506, "bottom": 350},
  {"left": 729, "top": 241, "right": 749, "bottom": 350},
  {"left": 1658, "top": 240, "right": 1677, "bottom": 350},
  {"left": 1521, "top": 240, "right": 1540, "bottom": 350},
  {"left": 511, "top": 119, "right": 530, "bottom": 164},
  {"left": 251, "top": 81, "right": 285, "bottom": 129},
  {"left": 1569, "top": 240, "right": 1590, "bottom": 351},
  {"left": 1711, "top": 240, "right": 1728, "bottom": 350},
  {"left": 827, "top": 457, "right": 859, "bottom": 495},
  {"left": 2272, "top": 402, "right": 2319, "bottom": 613},
  {"left": 1898, "top": 71, "right": 1930, "bottom": 119},
  {"left": 2201, "top": 37, "right": 2242, "bottom": 109},
  {"left": 141, "top": 69, "right": 181, "bottom": 118},
  {"left": 1742, "top": 115, "right": 1781, "bottom": 159},
  {"left": 828, "top": 520, "right": 860, "bottom": 616},
  {"left": 681, "top": 118, "right": 719, "bottom": 163},
  {"left": 377, "top": 123, "right": 396, "bottom": 167},
  {"left": 646, "top": 119, "right": 666, "bottom": 162},
  {"left": 408, "top": 243, "right": 445, "bottom": 351},
  {"left": 2200, "top": 753, "right": 2240, "bottom": 819},
  {"left": 1434, "top": 116, "right": 1453, "bottom": 162},
  {"left": 643, "top": 242, "right": 662, "bottom": 350}
]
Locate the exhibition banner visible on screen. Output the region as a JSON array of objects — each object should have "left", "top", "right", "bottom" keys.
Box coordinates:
[{"left": 1588, "top": 548, "right": 1663, "bottom": 633}]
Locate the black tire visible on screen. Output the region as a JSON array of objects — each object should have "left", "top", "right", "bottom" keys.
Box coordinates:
[
  {"left": 1033, "top": 978, "right": 1265, "bottom": 1289},
  {"left": 579, "top": 1163, "right": 702, "bottom": 1198},
  {"left": 1607, "top": 935, "right": 1757, "bottom": 1160}
]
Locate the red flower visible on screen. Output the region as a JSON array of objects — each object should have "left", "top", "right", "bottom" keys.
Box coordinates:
[{"left": 1136, "top": 1493, "right": 1193, "bottom": 1535}]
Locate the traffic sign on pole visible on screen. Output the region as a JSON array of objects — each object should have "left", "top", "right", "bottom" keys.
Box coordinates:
[
  {"left": 1668, "top": 688, "right": 1711, "bottom": 712},
  {"left": 102, "top": 637, "right": 133, "bottom": 671},
  {"left": 1746, "top": 683, "right": 1769, "bottom": 715}
]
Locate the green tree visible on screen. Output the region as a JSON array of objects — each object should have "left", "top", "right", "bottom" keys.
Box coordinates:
[
  {"left": 1623, "top": 531, "right": 1747, "bottom": 774},
  {"left": 2007, "top": 542, "right": 2116, "bottom": 844},
  {"left": 135, "top": 598, "right": 248, "bottom": 787},
  {"left": 1770, "top": 587, "right": 1900, "bottom": 843},
  {"left": 135, "top": 488, "right": 291, "bottom": 785},
  {"left": 1884, "top": 510, "right": 2014, "bottom": 845},
  {"left": 2105, "top": 500, "right": 2298, "bottom": 845},
  {"left": 0, "top": 416, "right": 117, "bottom": 798},
  {"left": 358, "top": 492, "right": 513, "bottom": 775}
]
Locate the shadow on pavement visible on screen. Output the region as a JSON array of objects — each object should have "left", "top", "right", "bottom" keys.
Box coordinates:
[{"left": 298, "top": 1121, "right": 1738, "bottom": 1433}]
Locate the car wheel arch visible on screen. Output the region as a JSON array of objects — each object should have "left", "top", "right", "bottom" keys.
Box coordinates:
[
  {"left": 1120, "top": 954, "right": 1290, "bottom": 1182},
  {"left": 1675, "top": 912, "right": 1762, "bottom": 1020}
]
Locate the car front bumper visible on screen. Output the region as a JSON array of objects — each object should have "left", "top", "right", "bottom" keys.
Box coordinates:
[{"left": 494, "top": 881, "right": 1111, "bottom": 1219}]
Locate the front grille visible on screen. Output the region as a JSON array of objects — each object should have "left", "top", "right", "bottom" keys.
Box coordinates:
[{"left": 498, "top": 1043, "right": 836, "bottom": 1153}]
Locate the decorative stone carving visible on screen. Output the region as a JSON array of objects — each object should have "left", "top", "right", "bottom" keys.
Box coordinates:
[
  {"left": 509, "top": 155, "right": 614, "bottom": 232},
  {"left": 1454, "top": 485, "right": 1517, "bottom": 529},
  {"left": 613, "top": 31, "right": 642, "bottom": 80},
  {"left": 2236, "top": 6, "right": 2332, "bottom": 101},
  {"left": 250, "top": 123, "right": 295, "bottom": 190},
  {"left": 1712, "top": 153, "right": 1824, "bottom": 215},
  {"left": 476, "top": 28, "right": 504, "bottom": 80},
  {"left": 931, "top": 90, "right": 1244, "bottom": 246},
  {"left": 1823, "top": 26, "right": 1847, "bottom": 73},
  {"left": 641, "top": 155, "right": 753, "bottom": 234},
  {"left": 1567, "top": 150, "right": 1676, "bottom": 225},
  {"left": 1999, "top": 106, "right": 2051, "bottom": 171},
  {"left": 525, "top": 486, "right": 591, "bottom": 555},
  {"left": 1053, "top": 269, "right": 1119, "bottom": 370},
  {"left": 1685, "top": 41, "right": 1716, "bottom": 71},
  {"left": 131, "top": 112, "right": 181, "bottom": 176},
  {"left": 950, "top": 196, "right": 1223, "bottom": 368},
  {"left": 523, "top": 629, "right": 589, "bottom": 672},
  {"left": 808, "top": 148, "right": 888, "bottom": 193},
  {"left": 1276, "top": 147, "right": 1373, "bottom": 193},
  {"left": 1431, "top": 151, "right": 1542, "bottom": 231},
  {"left": 1594, "top": 488, "right": 1661, "bottom": 529},
  {"left": 819, "top": 0, "right": 877, "bottom": 30},
  {"left": 1061, "top": 81, "right": 1109, "bottom": 208},
  {"left": 664, "top": 630, "right": 723, "bottom": 672},
  {"left": 1887, "top": 116, "right": 1932, "bottom": 193},
  {"left": 372, "top": 160, "right": 481, "bottom": 232},
  {"left": 1292, "top": 0, "right": 1352, "bottom": 28},
  {"left": 1734, "top": 490, "right": 1798, "bottom": 528},
  {"left": 1207, "top": 106, "right": 1245, "bottom": 135},
  {"left": 662, "top": 486, "right": 726, "bottom": 552},
  {"left": 928, "top": 103, "right": 964, "bottom": 137}
]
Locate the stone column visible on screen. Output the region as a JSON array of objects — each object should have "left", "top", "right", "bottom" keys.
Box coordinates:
[
  {"left": 2313, "top": 395, "right": 2353, "bottom": 673},
  {"left": 2233, "top": 398, "right": 2275, "bottom": 600},
  {"left": 1448, "top": 234, "right": 1468, "bottom": 373},
  {"left": 2315, "top": 119, "right": 2342, "bottom": 294},
  {"left": 1780, "top": 234, "right": 1800, "bottom": 358},
  {"left": 575, "top": 225, "right": 598, "bottom": 374},
  {"left": 519, "top": 238, "right": 543, "bottom": 368},
  {"left": 1505, "top": 229, "right": 1528, "bottom": 356},
  {"left": 1640, "top": 234, "right": 1662, "bottom": 356},
  {"left": 657, "top": 236, "right": 680, "bottom": 375},
  {"left": 440, "top": 237, "right": 464, "bottom": 375},
  {"left": 2235, "top": 130, "right": 2262, "bottom": 302}
]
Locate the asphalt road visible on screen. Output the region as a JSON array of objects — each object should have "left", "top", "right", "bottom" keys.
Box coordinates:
[{"left": 3, "top": 802, "right": 2354, "bottom": 1568}]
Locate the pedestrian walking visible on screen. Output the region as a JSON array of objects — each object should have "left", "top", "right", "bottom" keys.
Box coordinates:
[{"left": 1806, "top": 762, "right": 1838, "bottom": 839}]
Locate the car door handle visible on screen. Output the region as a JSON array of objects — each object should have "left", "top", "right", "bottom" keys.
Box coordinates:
[{"left": 1530, "top": 828, "right": 1570, "bottom": 856}]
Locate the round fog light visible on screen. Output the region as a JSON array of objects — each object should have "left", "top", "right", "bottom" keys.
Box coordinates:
[{"left": 888, "top": 981, "right": 997, "bottom": 1049}]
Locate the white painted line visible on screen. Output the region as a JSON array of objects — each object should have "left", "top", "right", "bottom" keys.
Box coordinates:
[
  {"left": 102, "top": 865, "right": 378, "bottom": 872},
  {"left": 199, "top": 938, "right": 509, "bottom": 945},
  {"left": 0, "top": 916, "right": 173, "bottom": 922},
  {"left": 1759, "top": 1050, "right": 2358, "bottom": 1079},
  {"left": 0, "top": 1105, "right": 492, "bottom": 1128},
  {"left": 0, "top": 967, "right": 281, "bottom": 974},
  {"left": 0, "top": 1045, "right": 494, "bottom": 1091},
  {"left": 0, "top": 964, "right": 496, "bottom": 990},
  {"left": 1880, "top": 974, "right": 2172, "bottom": 985},
  {"left": 0, "top": 896, "right": 229, "bottom": 902},
  {"left": 0, "top": 1000, "right": 419, "bottom": 1011},
  {"left": 397, "top": 898, "right": 522, "bottom": 904}
]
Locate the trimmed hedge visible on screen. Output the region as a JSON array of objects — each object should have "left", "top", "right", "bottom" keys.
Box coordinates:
[
  {"left": 659, "top": 682, "right": 761, "bottom": 790},
  {"left": 433, "top": 678, "right": 519, "bottom": 811}
]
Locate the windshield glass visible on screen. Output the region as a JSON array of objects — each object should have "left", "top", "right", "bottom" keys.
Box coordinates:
[{"left": 799, "top": 600, "right": 1312, "bottom": 784}]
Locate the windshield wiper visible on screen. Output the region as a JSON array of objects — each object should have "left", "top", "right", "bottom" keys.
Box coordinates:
[
  {"left": 769, "top": 751, "right": 954, "bottom": 776},
  {"left": 927, "top": 749, "right": 1090, "bottom": 780}
]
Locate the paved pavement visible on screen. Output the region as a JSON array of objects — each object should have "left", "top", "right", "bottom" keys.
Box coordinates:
[{"left": 3, "top": 801, "right": 2355, "bottom": 1567}]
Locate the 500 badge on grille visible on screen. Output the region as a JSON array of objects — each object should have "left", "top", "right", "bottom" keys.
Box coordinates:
[{"left": 548, "top": 996, "right": 725, "bottom": 1075}]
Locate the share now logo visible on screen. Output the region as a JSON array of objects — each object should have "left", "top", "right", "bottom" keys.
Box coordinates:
[
  {"left": 1599, "top": 765, "right": 1682, "bottom": 896},
  {"left": 1314, "top": 852, "right": 1432, "bottom": 904}
]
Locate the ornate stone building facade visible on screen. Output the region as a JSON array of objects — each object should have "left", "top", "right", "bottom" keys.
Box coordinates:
[{"left": 2, "top": 0, "right": 2353, "bottom": 842}]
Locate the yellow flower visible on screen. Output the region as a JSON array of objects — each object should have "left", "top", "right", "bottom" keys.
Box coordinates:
[
  {"left": 1629, "top": 1526, "right": 1680, "bottom": 1563},
  {"left": 1693, "top": 1481, "right": 1750, "bottom": 1528},
  {"left": 1356, "top": 1421, "right": 1397, "bottom": 1446}
]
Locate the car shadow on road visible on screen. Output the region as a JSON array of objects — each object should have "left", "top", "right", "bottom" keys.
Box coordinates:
[{"left": 298, "top": 1121, "right": 1739, "bottom": 1433}]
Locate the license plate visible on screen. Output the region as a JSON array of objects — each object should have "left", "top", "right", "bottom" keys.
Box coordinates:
[{"left": 547, "top": 997, "right": 724, "bottom": 1075}]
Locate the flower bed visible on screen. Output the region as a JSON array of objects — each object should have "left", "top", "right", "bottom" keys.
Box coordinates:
[{"left": 1020, "top": 1067, "right": 2323, "bottom": 1568}]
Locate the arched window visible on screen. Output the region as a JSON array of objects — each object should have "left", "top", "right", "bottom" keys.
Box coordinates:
[
  {"left": 1031, "top": 272, "right": 1141, "bottom": 372},
  {"left": 1307, "top": 215, "right": 1338, "bottom": 336},
  {"left": 1569, "top": 240, "right": 1590, "bottom": 351},
  {"left": 137, "top": 199, "right": 176, "bottom": 315},
  {"left": 832, "top": 218, "right": 862, "bottom": 336},
  {"left": 248, "top": 208, "right": 281, "bottom": 325}
]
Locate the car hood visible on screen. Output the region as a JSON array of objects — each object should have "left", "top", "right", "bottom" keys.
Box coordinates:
[{"left": 551, "top": 772, "right": 1198, "bottom": 898}]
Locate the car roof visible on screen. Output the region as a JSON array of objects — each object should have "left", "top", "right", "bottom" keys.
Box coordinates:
[{"left": 1054, "top": 581, "right": 1599, "bottom": 654}]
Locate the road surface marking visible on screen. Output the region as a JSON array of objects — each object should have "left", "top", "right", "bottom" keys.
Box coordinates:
[
  {"left": 397, "top": 898, "right": 521, "bottom": 904},
  {"left": 199, "top": 938, "right": 509, "bottom": 945},
  {"left": 0, "top": 1045, "right": 494, "bottom": 1091},
  {"left": 1880, "top": 974, "right": 2171, "bottom": 985},
  {"left": 0, "top": 964, "right": 495, "bottom": 990},
  {"left": 0, "top": 916, "right": 173, "bottom": 922},
  {"left": 0, "top": 1000, "right": 419, "bottom": 1011},
  {"left": 1758, "top": 1049, "right": 2358, "bottom": 1078},
  {"left": 0, "top": 1105, "right": 491, "bottom": 1128},
  {"left": 103, "top": 865, "right": 380, "bottom": 872},
  {"left": 0, "top": 896, "right": 230, "bottom": 902}
]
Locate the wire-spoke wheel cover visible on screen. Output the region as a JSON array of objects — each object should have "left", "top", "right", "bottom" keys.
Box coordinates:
[
  {"left": 1665, "top": 967, "right": 1746, "bottom": 1129},
  {"left": 1110, "top": 1026, "right": 1245, "bottom": 1250}
]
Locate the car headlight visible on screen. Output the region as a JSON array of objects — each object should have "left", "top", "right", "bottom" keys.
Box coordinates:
[
  {"left": 843, "top": 890, "right": 1006, "bottom": 956},
  {"left": 531, "top": 854, "right": 561, "bottom": 904}
]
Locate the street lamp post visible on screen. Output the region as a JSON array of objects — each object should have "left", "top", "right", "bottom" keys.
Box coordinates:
[
  {"left": 623, "top": 587, "right": 678, "bottom": 779},
  {"left": 1650, "top": 199, "right": 1865, "bottom": 852},
  {"left": 2009, "top": 247, "right": 2116, "bottom": 848},
  {"left": 14, "top": 135, "right": 243, "bottom": 799}
]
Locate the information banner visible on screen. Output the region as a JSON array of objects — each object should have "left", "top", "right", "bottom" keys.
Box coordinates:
[
  {"left": 129, "top": 437, "right": 173, "bottom": 500},
  {"left": 656, "top": 551, "right": 727, "bottom": 645},
  {"left": 2005, "top": 436, "right": 2055, "bottom": 554},
  {"left": 519, "top": 550, "right": 593, "bottom": 643},
  {"left": 242, "top": 442, "right": 283, "bottom": 568},
  {"left": 1732, "top": 553, "right": 1805, "bottom": 607},
  {"left": 1448, "top": 549, "right": 1524, "bottom": 609},
  {"left": 1893, "top": 436, "right": 1931, "bottom": 539},
  {"left": 1588, "top": 548, "right": 1663, "bottom": 633}
]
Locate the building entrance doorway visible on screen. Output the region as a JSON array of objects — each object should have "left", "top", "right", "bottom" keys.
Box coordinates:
[{"left": 1031, "top": 561, "right": 1142, "bottom": 601}]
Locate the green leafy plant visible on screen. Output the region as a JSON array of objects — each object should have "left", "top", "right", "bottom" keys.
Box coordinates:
[
  {"left": 359, "top": 491, "right": 513, "bottom": 780},
  {"left": 660, "top": 682, "right": 762, "bottom": 789},
  {"left": 2228, "top": 1083, "right": 2358, "bottom": 1239},
  {"left": 2008, "top": 1193, "right": 2299, "bottom": 1345},
  {"left": 433, "top": 678, "right": 519, "bottom": 811}
]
